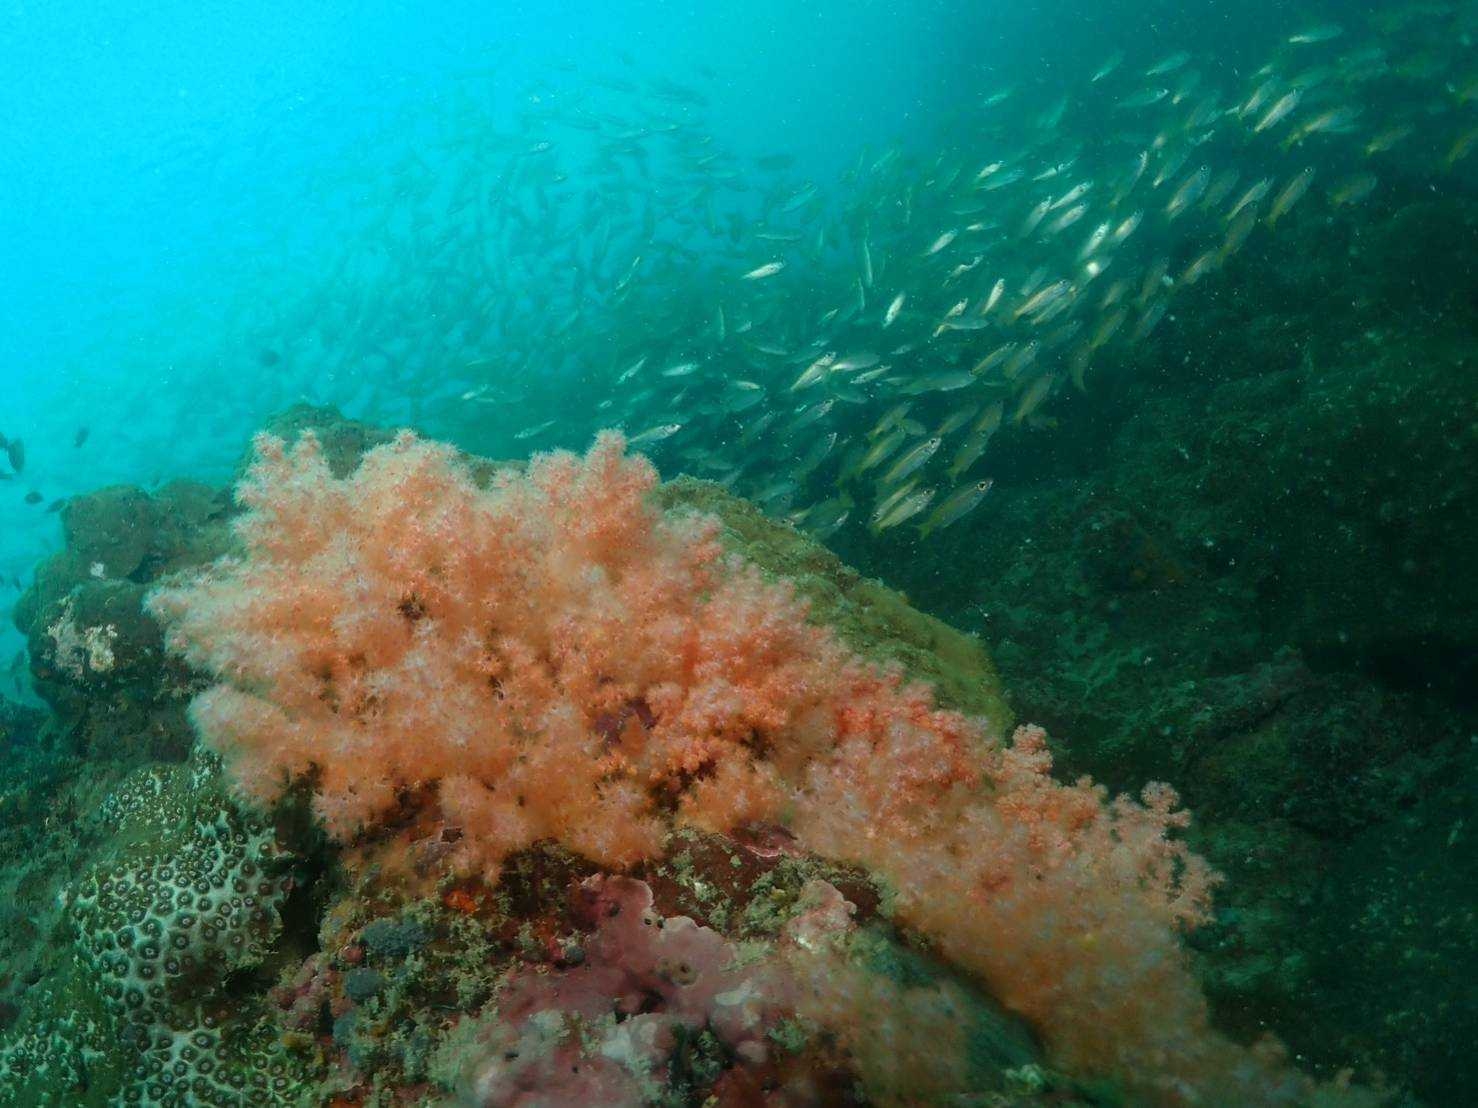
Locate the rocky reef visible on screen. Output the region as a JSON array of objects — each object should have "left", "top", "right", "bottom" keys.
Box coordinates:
[
  {"left": 1, "top": 407, "right": 1090, "bottom": 1108},
  {"left": 842, "top": 198, "right": 1478, "bottom": 1106}
]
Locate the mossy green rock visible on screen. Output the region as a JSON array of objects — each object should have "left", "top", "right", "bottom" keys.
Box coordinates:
[{"left": 657, "top": 476, "right": 1010, "bottom": 735}]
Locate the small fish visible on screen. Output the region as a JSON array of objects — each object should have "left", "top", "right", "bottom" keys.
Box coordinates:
[
  {"left": 1015, "top": 280, "right": 1072, "bottom": 321},
  {"left": 1111, "top": 211, "right": 1143, "bottom": 245},
  {"left": 74, "top": 427, "right": 90, "bottom": 447},
  {"left": 1037, "top": 93, "right": 1069, "bottom": 130},
  {"left": 1284, "top": 106, "right": 1361, "bottom": 147},
  {"left": 882, "top": 436, "right": 943, "bottom": 485},
  {"left": 723, "top": 390, "right": 764, "bottom": 414},
  {"left": 1068, "top": 343, "right": 1094, "bottom": 391},
  {"left": 1138, "top": 257, "right": 1171, "bottom": 305},
  {"left": 1287, "top": 24, "right": 1342, "bottom": 45},
  {"left": 911, "top": 371, "right": 977, "bottom": 393},
  {"left": 936, "top": 317, "right": 993, "bottom": 334},
  {"left": 1012, "top": 372, "right": 1056, "bottom": 423},
  {"left": 5, "top": 439, "right": 24, "bottom": 473},
  {"left": 1226, "top": 177, "right": 1272, "bottom": 221},
  {"left": 616, "top": 356, "right": 648, "bottom": 384},
  {"left": 790, "top": 398, "right": 835, "bottom": 429},
  {"left": 1266, "top": 167, "right": 1315, "bottom": 225},
  {"left": 1117, "top": 87, "right": 1169, "bottom": 110},
  {"left": 1328, "top": 172, "right": 1377, "bottom": 207},
  {"left": 867, "top": 480, "right": 917, "bottom": 522},
  {"left": 873, "top": 487, "right": 936, "bottom": 532},
  {"left": 1241, "top": 78, "right": 1276, "bottom": 120},
  {"left": 1170, "top": 69, "right": 1202, "bottom": 105},
  {"left": 1049, "top": 181, "right": 1092, "bottom": 211},
  {"left": 980, "top": 278, "right": 1006, "bottom": 315},
  {"left": 23, "top": 490, "right": 43, "bottom": 505},
  {"left": 662, "top": 361, "right": 701, "bottom": 377},
  {"left": 754, "top": 477, "right": 800, "bottom": 504},
  {"left": 948, "top": 429, "right": 992, "bottom": 478},
  {"left": 742, "top": 261, "right": 785, "bottom": 280},
  {"left": 1043, "top": 204, "right": 1087, "bottom": 235},
  {"left": 1002, "top": 341, "right": 1040, "bottom": 380},
  {"left": 935, "top": 405, "right": 979, "bottom": 438},
  {"left": 980, "top": 167, "right": 1024, "bottom": 191},
  {"left": 1152, "top": 149, "right": 1190, "bottom": 189},
  {"left": 853, "top": 428, "right": 908, "bottom": 475},
  {"left": 1020, "top": 198, "right": 1052, "bottom": 237},
  {"left": 1089, "top": 308, "right": 1128, "bottom": 349},
  {"left": 805, "top": 496, "right": 853, "bottom": 539},
  {"left": 1181, "top": 249, "right": 1222, "bottom": 285},
  {"left": 1077, "top": 221, "right": 1112, "bottom": 262},
  {"left": 1165, "top": 165, "right": 1211, "bottom": 219},
  {"left": 780, "top": 185, "right": 818, "bottom": 213},
  {"left": 514, "top": 419, "right": 556, "bottom": 440},
  {"left": 1116, "top": 150, "right": 1148, "bottom": 202},
  {"left": 1099, "top": 278, "right": 1129, "bottom": 311},
  {"left": 883, "top": 293, "right": 906, "bottom": 328},
  {"left": 628, "top": 423, "right": 684, "bottom": 446},
  {"left": 924, "top": 229, "right": 959, "bottom": 256},
  {"left": 832, "top": 352, "right": 881, "bottom": 372},
  {"left": 1130, "top": 300, "right": 1169, "bottom": 343},
  {"left": 1364, "top": 124, "right": 1414, "bottom": 157},
  {"left": 1145, "top": 52, "right": 1190, "bottom": 78},
  {"left": 1448, "top": 126, "right": 1478, "bottom": 168},
  {"left": 919, "top": 479, "right": 993, "bottom": 536},
  {"left": 1253, "top": 90, "right": 1301, "bottom": 133},
  {"left": 1222, "top": 205, "right": 1260, "bottom": 257},
  {"left": 974, "top": 400, "right": 1006, "bottom": 436},
  {"left": 798, "top": 431, "right": 839, "bottom": 471},
  {"left": 1092, "top": 50, "right": 1124, "bottom": 83},
  {"left": 971, "top": 341, "right": 1016, "bottom": 376},
  {"left": 46, "top": 498, "right": 65, "bottom": 513},
  {"left": 870, "top": 403, "right": 913, "bottom": 438},
  {"left": 1201, "top": 168, "right": 1240, "bottom": 211},
  {"left": 792, "top": 353, "right": 837, "bottom": 390}
]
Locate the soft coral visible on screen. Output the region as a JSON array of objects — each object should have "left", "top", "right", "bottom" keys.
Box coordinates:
[{"left": 150, "top": 428, "right": 1351, "bottom": 1104}]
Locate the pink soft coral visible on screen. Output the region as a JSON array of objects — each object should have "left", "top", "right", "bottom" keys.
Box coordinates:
[{"left": 149, "top": 429, "right": 1337, "bottom": 1104}]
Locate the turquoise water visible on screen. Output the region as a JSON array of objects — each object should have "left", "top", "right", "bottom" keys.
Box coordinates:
[{"left": 2, "top": 1, "right": 1474, "bottom": 1104}]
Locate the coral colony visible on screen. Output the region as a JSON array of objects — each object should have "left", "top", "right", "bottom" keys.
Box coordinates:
[{"left": 141, "top": 429, "right": 1350, "bottom": 1103}]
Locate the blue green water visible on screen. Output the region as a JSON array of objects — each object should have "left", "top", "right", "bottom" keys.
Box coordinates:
[{"left": 1, "top": 1, "right": 1474, "bottom": 1103}]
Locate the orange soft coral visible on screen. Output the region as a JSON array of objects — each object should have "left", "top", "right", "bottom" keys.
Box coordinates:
[{"left": 149, "top": 429, "right": 1336, "bottom": 1104}]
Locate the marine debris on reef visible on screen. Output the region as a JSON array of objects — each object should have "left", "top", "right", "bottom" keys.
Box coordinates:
[{"left": 0, "top": 408, "right": 1384, "bottom": 1106}]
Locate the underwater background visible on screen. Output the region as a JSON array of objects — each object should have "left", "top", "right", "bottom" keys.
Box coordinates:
[{"left": 1, "top": 0, "right": 1474, "bottom": 1105}]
